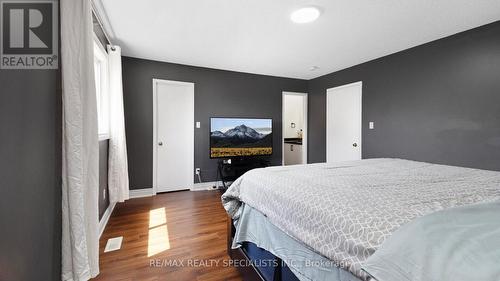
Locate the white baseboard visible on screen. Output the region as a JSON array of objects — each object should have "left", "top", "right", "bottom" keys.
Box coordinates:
[
  {"left": 191, "top": 181, "right": 221, "bottom": 191},
  {"left": 129, "top": 188, "right": 154, "bottom": 198},
  {"left": 99, "top": 202, "right": 116, "bottom": 238},
  {"left": 128, "top": 185, "right": 219, "bottom": 195}
]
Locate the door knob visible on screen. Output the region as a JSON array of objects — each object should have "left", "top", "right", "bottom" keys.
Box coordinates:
[
  {"left": 352, "top": 143, "right": 358, "bottom": 147},
  {"left": 158, "top": 141, "right": 163, "bottom": 146}
]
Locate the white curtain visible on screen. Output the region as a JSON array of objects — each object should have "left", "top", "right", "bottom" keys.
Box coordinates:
[
  {"left": 107, "top": 45, "right": 130, "bottom": 203},
  {"left": 61, "top": 0, "right": 100, "bottom": 280}
]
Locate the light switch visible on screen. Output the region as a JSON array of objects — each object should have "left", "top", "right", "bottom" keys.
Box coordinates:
[
  {"left": 369, "top": 122, "right": 374, "bottom": 129},
  {"left": 196, "top": 121, "right": 201, "bottom": 128}
]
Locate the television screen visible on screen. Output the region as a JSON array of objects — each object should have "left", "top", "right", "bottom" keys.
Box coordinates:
[{"left": 210, "top": 117, "right": 273, "bottom": 158}]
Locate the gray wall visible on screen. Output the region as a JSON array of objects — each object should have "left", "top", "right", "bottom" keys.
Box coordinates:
[
  {"left": 122, "top": 57, "right": 308, "bottom": 188},
  {"left": 99, "top": 140, "right": 110, "bottom": 220},
  {"left": 0, "top": 70, "right": 61, "bottom": 278},
  {"left": 308, "top": 21, "right": 500, "bottom": 170},
  {"left": 122, "top": 21, "right": 500, "bottom": 188},
  {"left": 0, "top": 9, "right": 109, "bottom": 281}
]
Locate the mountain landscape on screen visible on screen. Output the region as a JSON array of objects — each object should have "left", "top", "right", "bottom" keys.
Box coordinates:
[
  {"left": 211, "top": 125, "right": 272, "bottom": 147},
  {"left": 210, "top": 122, "right": 273, "bottom": 158}
]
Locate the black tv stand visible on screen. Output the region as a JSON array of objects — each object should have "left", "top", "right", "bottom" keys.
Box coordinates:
[{"left": 216, "top": 158, "right": 270, "bottom": 190}]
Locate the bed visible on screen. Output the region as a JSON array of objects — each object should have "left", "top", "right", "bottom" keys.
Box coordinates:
[{"left": 222, "top": 158, "right": 500, "bottom": 281}]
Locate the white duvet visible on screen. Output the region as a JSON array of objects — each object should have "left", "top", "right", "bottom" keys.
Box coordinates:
[{"left": 222, "top": 159, "right": 500, "bottom": 280}]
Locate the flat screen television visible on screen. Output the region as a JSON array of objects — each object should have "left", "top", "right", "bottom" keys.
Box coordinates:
[{"left": 210, "top": 117, "right": 273, "bottom": 158}]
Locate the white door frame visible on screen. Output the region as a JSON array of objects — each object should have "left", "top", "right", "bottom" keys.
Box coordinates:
[
  {"left": 326, "top": 81, "right": 362, "bottom": 162},
  {"left": 152, "top": 78, "right": 195, "bottom": 194},
  {"left": 282, "top": 91, "right": 308, "bottom": 165}
]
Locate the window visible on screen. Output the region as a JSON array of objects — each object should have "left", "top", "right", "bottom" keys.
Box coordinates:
[{"left": 93, "top": 37, "right": 110, "bottom": 140}]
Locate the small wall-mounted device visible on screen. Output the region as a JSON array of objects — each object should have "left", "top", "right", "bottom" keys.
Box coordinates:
[
  {"left": 291, "top": 122, "right": 296, "bottom": 128},
  {"left": 196, "top": 121, "right": 201, "bottom": 128},
  {"left": 369, "top": 122, "right": 374, "bottom": 129}
]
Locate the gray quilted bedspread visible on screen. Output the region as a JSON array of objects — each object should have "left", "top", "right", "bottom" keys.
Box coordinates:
[{"left": 221, "top": 158, "right": 500, "bottom": 280}]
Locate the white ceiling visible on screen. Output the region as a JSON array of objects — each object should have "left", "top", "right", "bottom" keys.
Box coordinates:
[{"left": 98, "top": 0, "right": 500, "bottom": 79}]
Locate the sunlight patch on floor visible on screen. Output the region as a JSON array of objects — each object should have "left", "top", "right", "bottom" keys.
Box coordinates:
[
  {"left": 147, "top": 207, "right": 171, "bottom": 257},
  {"left": 149, "top": 207, "right": 167, "bottom": 228}
]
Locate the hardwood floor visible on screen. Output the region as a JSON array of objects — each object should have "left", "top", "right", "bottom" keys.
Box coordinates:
[{"left": 93, "top": 190, "right": 242, "bottom": 281}]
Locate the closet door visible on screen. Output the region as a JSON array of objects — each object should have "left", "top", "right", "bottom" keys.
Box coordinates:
[{"left": 326, "top": 82, "right": 362, "bottom": 163}]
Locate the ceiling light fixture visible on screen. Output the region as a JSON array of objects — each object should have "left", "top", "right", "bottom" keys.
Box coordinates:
[{"left": 290, "top": 7, "right": 321, "bottom": 24}]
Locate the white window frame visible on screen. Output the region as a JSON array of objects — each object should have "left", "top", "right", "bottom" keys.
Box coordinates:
[{"left": 93, "top": 35, "right": 110, "bottom": 140}]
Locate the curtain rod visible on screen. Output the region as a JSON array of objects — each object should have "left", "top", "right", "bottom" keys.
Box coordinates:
[{"left": 91, "top": 3, "right": 115, "bottom": 51}]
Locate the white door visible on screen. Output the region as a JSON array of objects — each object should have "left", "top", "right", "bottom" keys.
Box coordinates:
[
  {"left": 326, "top": 82, "right": 362, "bottom": 163},
  {"left": 153, "top": 79, "right": 194, "bottom": 193}
]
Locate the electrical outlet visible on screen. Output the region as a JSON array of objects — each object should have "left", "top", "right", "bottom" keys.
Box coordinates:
[{"left": 195, "top": 168, "right": 201, "bottom": 175}]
